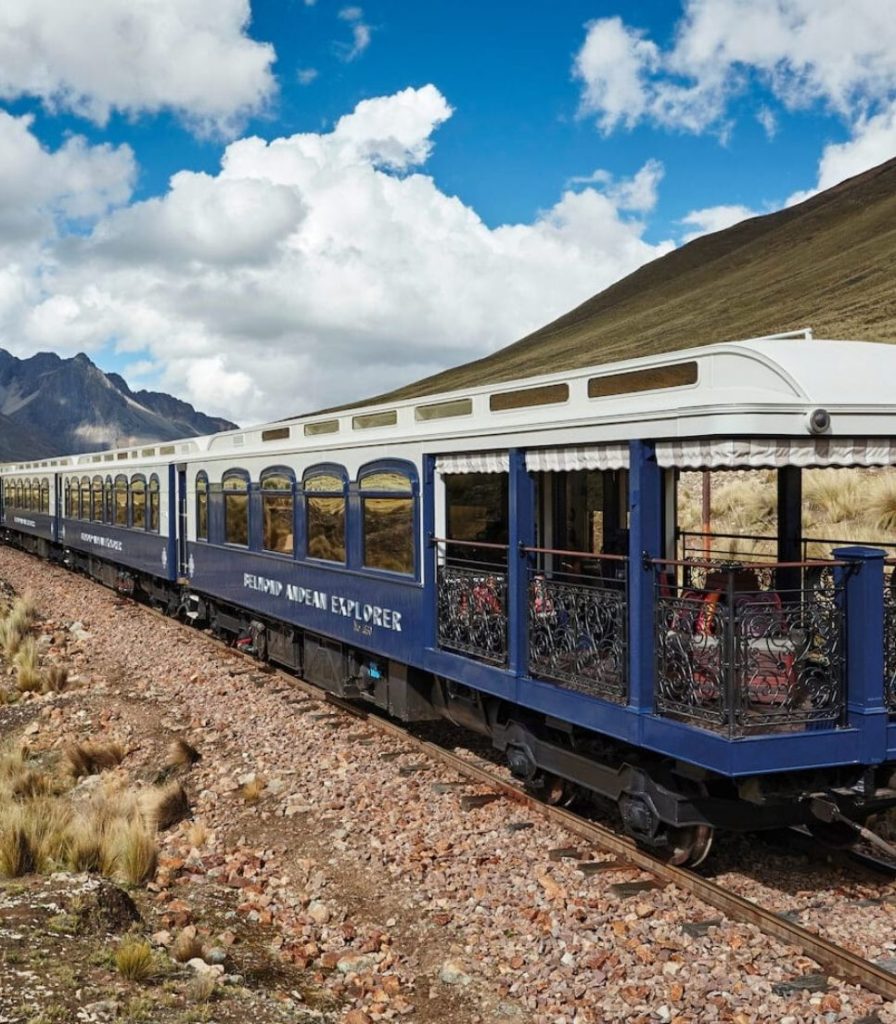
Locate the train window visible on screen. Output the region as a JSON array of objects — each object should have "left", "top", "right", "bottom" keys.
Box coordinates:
[
  {"left": 261, "top": 469, "right": 294, "bottom": 555},
  {"left": 304, "top": 419, "right": 339, "bottom": 436},
  {"left": 40, "top": 479, "right": 49, "bottom": 514},
  {"left": 114, "top": 475, "right": 129, "bottom": 527},
  {"left": 64, "top": 480, "right": 71, "bottom": 517},
  {"left": 148, "top": 475, "right": 160, "bottom": 533},
  {"left": 92, "top": 476, "right": 103, "bottom": 522},
  {"left": 104, "top": 477, "right": 113, "bottom": 523},
  {"left": 489, "top": 383, "right": 569, "bottom": 412},
  {"left": 352, "top": 410, "right": 397, "bottom": 430},
  {"left": 360, "top": 467, "right": 415, "bottom": 574},
  {"left": 131, "top": 476, "right": 146, "bottom": 530},
  {"left": 414, "top": 398, "right": 473, "bottom": 422},
  {"left": 223, "top": 470, "right": 249, "bottom": 546},
  {"left": 445, "top": 473, "right": 509, "bottom": 560},
  {"left": 587, "top": 361, "right": 698, "bottom": 398},
  {"left": 304, "top": 469, "right": 346, "bottom": 563},
  {"left": 262, "top": 427, "right": 290, "bottom": 442},
  {"left": 196, "top": 473, "right": 208, "bottom": 542},
  {"left": 80, "top": 477, "right": 90, "bottom": 520}
]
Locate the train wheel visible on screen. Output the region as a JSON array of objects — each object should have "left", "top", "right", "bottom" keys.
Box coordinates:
[
  {"left": 524, "top": 771, "right": 577, "bottom": 807},
  {"left": 665, "top": 824, "right": 714, "bottom": 867}
]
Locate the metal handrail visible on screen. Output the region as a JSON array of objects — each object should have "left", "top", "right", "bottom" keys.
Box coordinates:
[
  {"left": 430, "top": 536, "right": 508, "bottom": 551},
  {"left": 521, "top": 544, "right": 628, "bottom": 562},
  {"left": 651, "top": 555, "right": 848, "bottom": 571}
]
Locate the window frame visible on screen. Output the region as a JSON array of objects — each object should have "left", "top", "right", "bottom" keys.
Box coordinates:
[
  {"left": 222, "top": 468, "right": 250, "bottom": 547},
  {"left": 357, "top": 460, "right": 418, "bottom": 577},
  {"left": 40, "top": 478, "right": 49, "bottom": 515},
  {"left": 91, "top": 475, "right": 104, "bottom": 522},
  {"left": 303, "top": 463, "right": 347, "bottom": 565},
  {"left": 148, "top": 474, "right": 160, "bottom": 533},
  {"left": 104, "top": 476, "right": 113, "bottom": 524},
  {"left": 114, "top": 474, "right": 129, "bottom": 527},
  {"left": 79, "top": 476, "right": 91, "bottom": 521},
  {"left": 260, "top": 465, "right": 295, "bottom": 557},
  {"left": 130, "top": 474, "right": 147, "bottom": 531}
]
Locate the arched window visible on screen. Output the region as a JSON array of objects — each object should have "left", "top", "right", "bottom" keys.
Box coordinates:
[
  {"left": 223, "top": 470, "right": 249, "bottom": 546},
  {"left": 261, "top": 468, "right": 294, "bottom": 555},
  {"left": 114, "top": 475, "right": 129, "bottom": 527},
  {"left": 304, "top": 466, "right": 346, "bottom": 563},
  {"left": 92, "top": 476, "right": 104, "bottom": 522},
  {"left": 195, "top": 472, "right": 208, "bottom": 542},
  {"left": 40, "top": 478, "right": 49, "bottom": 515},
  {"left": 64, "top": 479, "right": 72, "bottom": 517},
  {"left": 25, "top": 479, "right": 33, "bottom": 511},
  {"left": 11, "top": 481, "right": 19, "bottom": 509},
  {"left": 104, "top": 477, "right": 113, "bottom": 523},
  {"left": 148, "top": 475, "right": 160, "bottom": 533},
  {"left": 79, "top": 476, "right": 91, "bottom": 520},
  {"left": 359, "top": 464, "right": 416, "bottom": 574},
  {"left": 130, "top": 475, "right": 146, "bottom": 530}
]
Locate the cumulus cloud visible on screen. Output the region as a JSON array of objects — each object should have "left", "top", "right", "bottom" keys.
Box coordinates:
[
  {"left": 566, "top": 159, "right": 664, "bottom": 213},
  {"left": 680, "top": 203, "right": 758, "bottom": 242},
  {"left": 574, "top": 0, "right": 896, "bottom": 136},
  {"left": 0, "top": 86, "right": 673, "bottom": 425},
  {"left": 0, "top": 0, "right": 276, "bottom": 135}
]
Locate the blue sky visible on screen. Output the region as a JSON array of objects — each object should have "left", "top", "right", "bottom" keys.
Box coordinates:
[{"left": 0, "top": 1, "right": 894, "bottom": 425}]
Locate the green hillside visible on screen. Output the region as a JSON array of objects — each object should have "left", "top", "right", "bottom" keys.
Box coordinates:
[{"left": 377, "top": 156, "right": 896, "bottom": 402}]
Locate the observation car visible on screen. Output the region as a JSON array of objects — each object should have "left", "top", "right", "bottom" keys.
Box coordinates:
[{"left": 4, "top": 330, "right": 896, "bottom": 865}]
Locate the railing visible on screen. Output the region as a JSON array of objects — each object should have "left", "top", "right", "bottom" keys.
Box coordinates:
[
  {"left": 654, "top": 559, "right": 845, "bottom": 735},
  {"left": 523, "top": 546, "right": 628, "bottom": 703},
  {"left": 434, "top": 538, "right": 508, "bottom": 665},
  {"left": 885, "top": 561, "right": 896, "bottom": 712}
]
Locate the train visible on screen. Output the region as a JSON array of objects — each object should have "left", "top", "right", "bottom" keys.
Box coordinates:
[{"left": 3, "top": 331, "right": 896, "bottom": 865}]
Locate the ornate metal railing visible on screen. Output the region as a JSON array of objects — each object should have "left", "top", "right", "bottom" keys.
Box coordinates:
[
  {"left": 885, "top": 566, "right": 896, "bottom": 712},
  {"left": 435, "top": 539, "right": 508, "bottom": 664},
  {"left": 526, "top": 553, "right": 628, "bottom": 702},
  {"left": 655, "top": 565, "right": 845, "bottom": 735}
]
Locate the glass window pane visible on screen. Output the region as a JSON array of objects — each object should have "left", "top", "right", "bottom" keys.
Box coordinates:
[
  {"left": 149, "top": 479, "right": 160, "bottom": 533},
  {"left": 261, "top": 473, "right": 292, "bottom": 491},
  {"left": 131, "top": 478, "right": 146, "bottom": 530},
  {"left": 223, "top": 475, "right": 247, "bottom": 491},
  {"left": 307, "top": 496, "right": 345, "bottom": 561},
  {"left": 64, "top": 482, "right": 71, "bottom": 517},
  {"left": 80, "top": 478, "right": 90, "bottom": 520},
  {"left": 104, "top": 479, "right": 113, "bottom": 523},
  {"left": 445, "top": 473, "right": 508, "bottom": 545},
  {"left": 41, "top": 481, "right": 49, "bottom": 514},
  {"left": 92, "top": 478, "right": 103, "bottom": 522},
  {"left": 225, "top": 493, "right": 248, "bottom": 545},
  {"left": 263, "top": 493, "right": 294, "bottom": 553},
  {"left": 305, "top": 473, "right": 343, "bottom": 493},
  {"left": 363, "top": 497, "right": 413, "bottom": 573},
  {"left": 360, "top": 471, "right": 412, "bottom": 493},
  {"left": 196, "top": 477, "right": 208, "bottom": 541},
  {"left": 115, "top": 477, "right": 128, "bottom": 526}
]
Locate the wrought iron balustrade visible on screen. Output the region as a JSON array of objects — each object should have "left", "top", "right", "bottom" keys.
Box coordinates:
[
  {"left": 526, "top": 555, "right": 628, "bottom": 702},
  {"left": 655, "top": 564, "right": 845, "bottom": 735},
  {"left": 435, "top": 539, "right": 508, "bottom": 664}
]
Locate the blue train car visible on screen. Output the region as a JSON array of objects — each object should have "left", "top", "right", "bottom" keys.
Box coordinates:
[{"left": 5, "top": 332, "right": 896, "bottom": 864}]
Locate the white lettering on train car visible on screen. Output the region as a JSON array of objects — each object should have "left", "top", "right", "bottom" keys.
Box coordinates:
[
  {"left": 14, "top": 517, "right": 36, "bottom": 528},
  {"left": 242, "top": 574, "right": 402, "bottom": 632},
  {"left": 80, "top": 532, "right": 123, "bottom": 552}
]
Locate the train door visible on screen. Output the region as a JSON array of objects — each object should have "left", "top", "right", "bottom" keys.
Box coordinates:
[{"left": 177, "top": 465, "right": 188, "bottom": 576}]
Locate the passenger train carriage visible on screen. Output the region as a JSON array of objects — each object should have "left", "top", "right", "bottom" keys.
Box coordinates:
[{"left": 4, "top": 332, "right": 896, "bottom": 865}]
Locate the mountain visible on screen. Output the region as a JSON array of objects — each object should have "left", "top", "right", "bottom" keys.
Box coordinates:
[
  {"left": 0, "top": 350, "right": 236, "bottom": 460},
  {"left": 374, "top": 156, "right": 896, "bottom": 401}
]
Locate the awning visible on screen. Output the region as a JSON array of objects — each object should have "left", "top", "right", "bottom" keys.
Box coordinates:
[
  {"left": 525, "top": 444, "right": 629, "bottom": 472},
  {"left": 655, "top": 437, "right": 896, "bottom": 469},
  {"left": 435, "top": 451, "right": 508, "bottom": 475}
]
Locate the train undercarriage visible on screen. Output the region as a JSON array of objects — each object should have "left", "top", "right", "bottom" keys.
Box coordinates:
[{"left": 6, "top": 530, "right": 896, "bottom": 867}]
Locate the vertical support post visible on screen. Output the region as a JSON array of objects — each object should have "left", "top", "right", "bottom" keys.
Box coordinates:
[
  {"left": 628, "top": 440, "right": 663, "bottom": 713},
  {"left": 508, "top": 448, "right": 535, "bottom": 677},
  {"left": 421, "top": 456, "right": 437, "bottom": 650},
  {"left": 834, "top": 547, "right": 887, "bottom": 759},
  {"left": 724, "top": 569, "right": 737, "bottom": 736},
  {"left": 777, "top": 466, "right": 802, "bottom": 594}
]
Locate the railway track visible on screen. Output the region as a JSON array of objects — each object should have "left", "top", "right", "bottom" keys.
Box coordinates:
[
  {"left": 245, "top": 657, "right": 896, "bottom": 1004},
  {"left": 16, "top": 555, "right": 896, "bottom": 1007}
]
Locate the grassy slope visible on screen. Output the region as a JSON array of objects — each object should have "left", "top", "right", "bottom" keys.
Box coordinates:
[{"left": 372, "top": 156, "right": 896, "bottom": 403}]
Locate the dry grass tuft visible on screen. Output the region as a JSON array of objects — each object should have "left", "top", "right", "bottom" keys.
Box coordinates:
[
  {"left": 240, "top": 776, "right": 266, "bottom": 804},
  {"left": 0, "top": 818, "right": 36, "bottom": 877},
  {"left": 42, "top": 664, "right": 69, "bottom": 694},
  {"left": 140, "top": 781, "right": 191, "bottom": 832},
  {"left": 13, "top": 636, "right": 42, "bottom": 693},
  {"left": 186, "top": 820, "right": 210, "bottom": 849},
  {"left": 64, "top": 739, "right": 126, "bottom": 778},
  {"left": 104, "top": 817, "right": 158, "bottom": 885},
  {"left": 867, "top": 475, "right": 896, "bottom": 534},
  {"left": 166, "top": 737, "right": 200, "bottom": 768},
  {"left": 114, "top": 937, "right": 155, "bottom": 982},
  {"left": 171, "top": 928, "right": 204, "bottom": 963},
  {"left": 185, "top": 972, "right": 217, "bottom": 1003}
]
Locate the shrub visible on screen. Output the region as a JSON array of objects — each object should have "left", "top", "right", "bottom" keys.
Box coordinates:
[
  {"left": 140, "top": 782, "right": 191, "bottom": 831},
  {"left": 105, "top": 818, "right": 157, "bottom": 885},
  {"left": 171, "top": 929, "right": 204, "bottom": 964},
  {"left": 64, "top": 740, "right": 126, "bottom": 778},
  {"left": 42, "top": 665, "right": 69, "bottom": 694},
  {"left": 166, "top": 737, "right": 200, "bottom": 768},
  {"left": 114, "top": 938, "right": 155, "bottom": 982},
  {"left": 13, "top": 637, "right": 42, "bottom": 693}
]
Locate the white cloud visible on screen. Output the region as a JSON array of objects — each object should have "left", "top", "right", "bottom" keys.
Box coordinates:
[
  {"left": 297, "top": 68, "right": 319, "bottom": 86},
  {"left": 0, "top": 0, "right": 276, "bottom": 135},
  {"left": 756, "top": 106, "right": 777, "bottom": 138},
  {"left": 337, "top": 6, "right": 372, "bottom": 62},
  {"left": 680, "top": 203, "right": 758, "bottom": 242},
  {"left": 0, "top": 86, "right": 673, "bottom": 426},
  {"left": 575, "top": 1, "right": 896, "bottom": 136},
  {"left": 567, "top": 159, "right": 664, "bottom": 213}
]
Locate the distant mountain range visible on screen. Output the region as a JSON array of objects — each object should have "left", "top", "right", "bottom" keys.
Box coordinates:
[
  {"left": 375, "top": 155, "right": 896, "bottom": 401},
  {"left": 0, "top": 350, "right": 236, "bottom": 461}
]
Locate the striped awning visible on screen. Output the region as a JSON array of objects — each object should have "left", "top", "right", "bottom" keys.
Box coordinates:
[
  {"left": 435, "top": 451, "right": 509, "bottom": 475},
  {"left": 525, "top": 444, "right": 629, "bottom": 472},
  {"left": 655, "top": 437, "right": 896, "bottom": 469}
]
